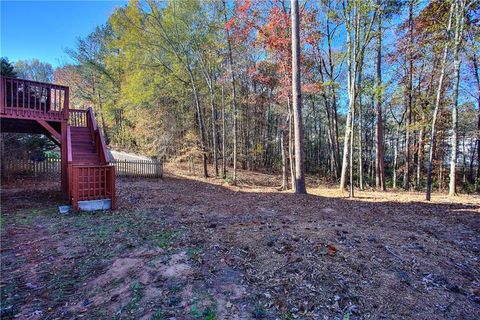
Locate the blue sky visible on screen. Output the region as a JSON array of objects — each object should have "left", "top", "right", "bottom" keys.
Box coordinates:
[{"left": 1, "top": 0, "right": 127, "bottom": 67}]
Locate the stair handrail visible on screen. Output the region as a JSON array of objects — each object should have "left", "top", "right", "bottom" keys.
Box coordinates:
[
  {"left": 0, "top": 76, "right": 69, "bottom": 90},
  {"left": 67, "top": 126, "right": 73, "bottom": 163},
  {"left": 66, "top": 125, "right": 73, "bottom": 198},
  {"left": 86, "top": 107, "right": 110, "bottom": 164}
]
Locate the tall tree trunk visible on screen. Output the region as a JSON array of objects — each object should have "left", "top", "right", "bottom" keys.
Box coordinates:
[
  {"left": 358, "top": 60, "right": 364, "bottom": 190},
  {"left": 188, "top": 70, "right": 208, "bottom": 178},
  {"left": 449, "top": 0, "right": 466, "bottom": 196},
  {"left": 210, "top": 87, "right": 219, "bottom": 177},
  {"left": 221, "top": 85, "right": 227, "bottom": 179},
  {"left": 375, "top": 5, "right": 386, "bottom": 191},
  {"left": 318, "top": 60, "right": 338, "bottom": 179},
  {"left": 280, "top": 129, "right": 288, "bottom": 190},
  {"left": 416, "top": 112, "right": 425, "bottom": 190},
  {"left": 394, "top": 126, "right": 400, "bottom": 189},
  {"left": 223, "top": 0, "right": 238, "bottom": 183},
  {"left": 325, "top": 7, "right": 341, "bottom": 178},
  {"left": 332, "top": 90, "right": 341, "bottom": 178},
  {"left": 339, "top": 1, "right": 356, "bottom": 192},
  {"left": 350, "top": 93, "right": 355, "bottom": 197},
  {"left": 339, "top": 88, "right": 352, "bottom": 191},
  {"left": 291, "top": 0, "right": 306, "bottom": 194},
  {"left": 472, "top": 53, "right": 480, "bottom": 190},
  {"left": 404, "top": 0, "right": 414, "bottom": 190},
  {"left": 242, "top": 88, "right": 249, "bottom": 170},
  {"left": 287, "top": 98, "right": 295, "bottom": 189},
  {"left": 462, "top": 133, "right": 467, "bottom": 185},
  {"left": 96, "top": 92, "right": 109, "bottom": 144},
  {"left": 340, "top": 0, "right": 375, "bottom": 195},
  {"left": 348, "top": 3, "right": 361, "bottom": 198},
  {"left": 426, "top": 1, "right": 454, "bottom": 200},
  {"left": 469, "top": 139, "right": 476, "bottom": 184}
]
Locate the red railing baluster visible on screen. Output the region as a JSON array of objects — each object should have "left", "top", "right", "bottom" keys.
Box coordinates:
[
  {"left": 9, "top": 79, "right": 13, "bottom": 112},
  {"left": 15, "top": 79, "right": 19, "bottom": 116},
  {"left": 52, "top": 88, "right": 55, "bottom": 117},
  {"left": 27, "top": 83, "right": 30, "bottom": 116},
  {"left": 0, "top": 76, "right": 68, "bottom": 120},
  {"left": 21, "top": 82, "right": 25, "bottom": 117},
  {"left": 33, "top": 82, "right": 35, "bottom": 113}
]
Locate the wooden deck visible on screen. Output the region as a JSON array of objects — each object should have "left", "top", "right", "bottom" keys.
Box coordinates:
[{"left": 0, "top": 76, "right": 115, "bottom": 210}]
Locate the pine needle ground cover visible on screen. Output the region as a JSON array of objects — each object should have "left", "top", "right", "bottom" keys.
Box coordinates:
[{"left": 1, "top": 165, "right": 479, "bottom": 319}]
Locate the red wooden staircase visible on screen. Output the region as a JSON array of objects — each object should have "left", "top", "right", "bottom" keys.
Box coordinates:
[
  {"left": 67, "top": 108, "right": 115, "bottom": 210},
  {"left": 0, "top": 76, "right": 115, "bottom": 210},
  {"left": 71, "top": 127, "right": 101, "bottom": 164}
]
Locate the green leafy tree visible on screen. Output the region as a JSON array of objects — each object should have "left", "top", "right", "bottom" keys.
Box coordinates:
[{"left": 1, "top": 57, "right": 16, "bottom": 77}]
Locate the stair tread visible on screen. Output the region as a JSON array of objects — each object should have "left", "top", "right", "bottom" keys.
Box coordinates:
[
  {"left": 73, "top": 157, "right": 100, "bottom": 159},
  {"left": 73, "top": 154, "right": 99, "bottom": 158},
  {"left": 74, "top": 161, "right": 100, "bottom": 163}
]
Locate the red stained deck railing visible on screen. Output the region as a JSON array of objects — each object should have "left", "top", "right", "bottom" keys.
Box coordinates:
[
  {"left": 87, "top": 107, "right": 110, "bottom": 164},
  {"left": 67, "top": 126, "right": 73, "bottom": 197},
  {"left": 68, "top": 108, "right": 109, "bottom": 164},
  {"left": 68, "top": 109, "right": 88, "bottom": 127},
  {"left": 0, "top": 76, "right": 69, "bottom": 121}
]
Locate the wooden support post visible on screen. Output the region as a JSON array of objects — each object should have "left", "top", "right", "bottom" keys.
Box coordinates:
[
  {"left": 110, "top": 166, "right": 116, "bottom": 210},
  {"left": 64, "top": 87, "right": 69, "bottom": 120},
  {"left": 61, "top": 121, "right": 68, "bottom": 200},
  {"left": 0, "top": 77, "right": 5, "bottom": 115}
]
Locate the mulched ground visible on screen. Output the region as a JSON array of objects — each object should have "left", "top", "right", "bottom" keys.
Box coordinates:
[{"left": 1, "top": 166, "right": 479, "bottom": 319}]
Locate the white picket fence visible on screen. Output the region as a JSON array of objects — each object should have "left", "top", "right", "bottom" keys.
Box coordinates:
[
  {"left": 111, "top": 159, "right": 163, "bottom": 178},
  {"left": 1, "top": 157, "right": 61, "bottom": 177},
  {"left": 1, "top": 156, "right": 163, "bottom": 178}
]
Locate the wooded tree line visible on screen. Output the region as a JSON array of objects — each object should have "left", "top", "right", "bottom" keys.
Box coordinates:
[{"left": 49, "top": 0, "right": 479, "bottom": 195}]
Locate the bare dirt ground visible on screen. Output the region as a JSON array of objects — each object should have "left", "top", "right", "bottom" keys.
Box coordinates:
[{"left": 1, "top": 164, "right": 479, "bottom": 319}]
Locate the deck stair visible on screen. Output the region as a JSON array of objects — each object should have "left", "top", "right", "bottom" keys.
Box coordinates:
[{"left": 0, "top": 76, "right": 115, "bottom": 210}]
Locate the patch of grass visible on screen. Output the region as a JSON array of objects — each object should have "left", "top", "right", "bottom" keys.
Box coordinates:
[
  {"left": 191, "top": 305, "right": 217, "bottom": 319},
  {"left": 190, "top": 293, "right": 217, "bottom": 320},
  {"left": 149, "top": 230, "right": 180, "bottom": 249},
  {"left": 117, "top": 282, "right": 145, "bottom": 317},
  {"left": 46, "top": 269, "right": 81, "bottom": 302},
  {"left": 187, "top": 246, "right": 203, "bottom": 257},
  {"left": 0, "top": 277, "right": 22, "bottom": 314},
  {"left": 168, "top": 285, "right": 181, "bottom": 294},
  {"left": 2, "top": 207, "right": 56, "bottom": 230},
  {"left": 107, "top": 277, "right": 126, "bottom": 289},
  {"left": 224, "top": 176, "right": 236, "bottom": 185},
  {"left": 2, "top": 208, "right": 178, "bottom": 319},
  {"left": 16, "top": 214, "right": 35, "bottom": 225},
  {"left": 252, "top": 305, "right": 268, "bottom": 319},
  {"left": 152, "top": 309, "right": 166, "bottom": 320},
  {"left": 51, "top": 210, "right": 179, "bottom": 256},
  {"left": 203, "top": 310, "right": 216, "bottom": 320}
]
